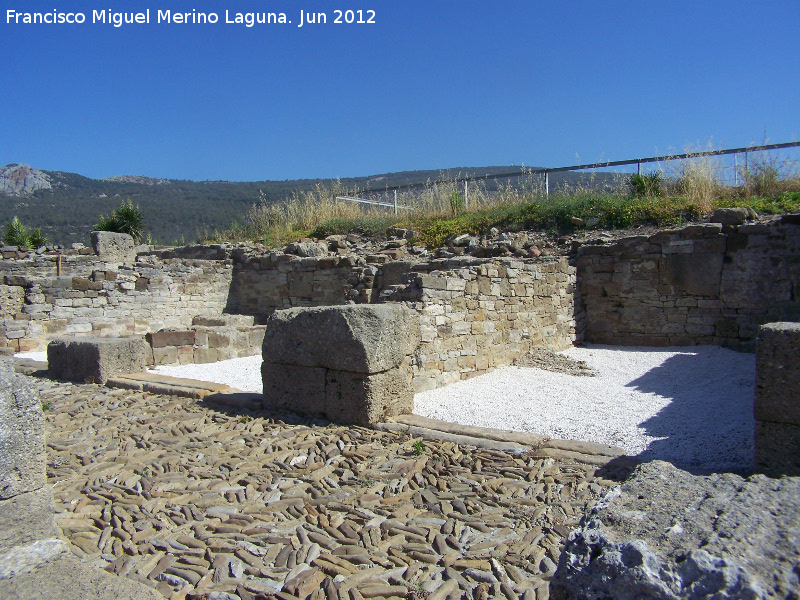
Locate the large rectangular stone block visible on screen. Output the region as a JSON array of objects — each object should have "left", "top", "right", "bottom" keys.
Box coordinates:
[
  {"left": 146, "top": 329, "right": 196, "bottom": 348},
  {"left": 262, "top": 362, "right": 326, "bottom": 416},
  {"left": 262, "top": 304, "right": 419, "bottom": 373},
  {"left": 755, "top": 322, "right": 800, "bottom": 426},
  {"left": 47, "top": 337, "right": 148, "bottom": 384},
  {"left": 0, "top": 361, "right": 46, "bottom": 500},
  {"left": 754, "top": 420, "right": 800, "bottom": 477},
  {"left": 325, "top": 368, "right": 413, "bottom": 426}
]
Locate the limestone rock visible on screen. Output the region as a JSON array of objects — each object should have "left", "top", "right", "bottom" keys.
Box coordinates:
[
  {"left": 710, "top": 207, "right": 752, "bottom": 226},
  {"left": 284, "top": 241, "right": 328, "bottom": 257},
  {"left": 262, "top": 304, "right": 418, "bottom": 373},
  {"left": 90, "top": 231, "right": 136, "bottom": 263},
  {"left": 551, "top": 460, "right": 800, "bottom": 600},
  {"left": 0, "top": 164, "right": 52, "bottom": 196},
  {"left": 0, "top": 361, "right": 46, "bottom": 499}
]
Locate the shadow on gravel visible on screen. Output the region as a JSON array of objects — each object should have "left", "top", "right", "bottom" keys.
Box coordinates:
[{"left": 624, "top": 350, "right": 755, "bottom": 476}]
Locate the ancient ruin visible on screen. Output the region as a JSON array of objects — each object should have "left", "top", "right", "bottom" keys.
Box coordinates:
[{"left": 0, "top": 213, "right": 798, "bottom": 599}]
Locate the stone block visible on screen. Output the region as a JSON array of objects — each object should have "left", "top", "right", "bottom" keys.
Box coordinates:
[
  {"left": 262, "top": 304, "right": 419, "bottom": 373},
  {"left": 47, "top": 337, "right": 148, "bottom": 384},
  {"left": 146, "top": 329, "right": 196, "bottom": 348},
  {"left": 151, "top": 346, "right": 178, "bottom": 366},
  {"left": 0, "top": 361, "right": 46, "bottom": 499},
  {"left": 325, "top": 368, "right": 413, "bottom": 426},
  {"left": 710, "top": 207, "right": 750, "bottom": 226},
  {"left": 754, "top": 420, "right": 800, "bottom": 477},
  {"left": 660, "top": 252, "right": 723, "bottom": 296},
  {"left": 192, "top": 314, "right": 256, "bottom": 327},
  {"left": 0, "top": 486, "right": 57, "bottom": 552},
  {"left": 261, "top": 362, "right": 327, "bottom": 415},
  {"left": 90, "top": 231, "right": 136, "bottom": 263},
  {"left": 754, "top": 322, "right": 800, "bottom": 426},
  {"left": 551, "top": 461, "right": 800, "bottom": 600}
]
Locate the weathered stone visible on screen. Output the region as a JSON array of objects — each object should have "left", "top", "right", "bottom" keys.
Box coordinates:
[
  {"left": 551, "top": 460, "right": 800, "bottom": 600},
  {"left": 90, "top": 231, "right": 136, "bottom": 263},
  {"left": 284, "top": 241, "right": 327, "bottom": 257},
  {"left": 146, "top": 330, "right": 196, "bottom": 348},
  {"left": 325, "top": 368, "right": 413, "bottom": 426},
  {"left": 0, "top": 553, "right": 162, "bottom": 599},
  {"left": 755, "top": 322, "right": 800, "bottom": 426},
  {"left": 193, "top": 315, "right": 256, "bottom": 327},
  {"left": 754, "top": 420, "right": 800, "bottom": 477},
  {"left": 0, "top": 361, "right": 46, "bottom": 499},
  {"left": 710, "top": 207, "right": 751, "bottom": 226},
  {"left": 0, "top": 486, "right": 57, "bottom": 552},
  {"left": 262, "top": 305, "right": 418, "bottom": 373},
  {"left": 47, "top": 337, "right": 148, "bottom": 384},
  {"left": 754, "top": 322, "right": 800, "bottom": 476}
]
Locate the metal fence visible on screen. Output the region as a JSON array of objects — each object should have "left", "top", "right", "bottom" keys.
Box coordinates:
[{"left": 338, "top": 140, "right": 800, "bottom": 211}]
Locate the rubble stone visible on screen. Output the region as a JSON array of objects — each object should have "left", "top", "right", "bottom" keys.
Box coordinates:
[{"left": 551, "top": 460, "right": 800, "bottom": 600}]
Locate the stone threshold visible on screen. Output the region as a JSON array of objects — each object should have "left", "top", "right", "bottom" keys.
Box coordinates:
[
  {"left": 106, "top": 372, "right": 242, "bottom": 399},
  {"left": 378, "top": 414, "right": 632, "bottom": 466}
]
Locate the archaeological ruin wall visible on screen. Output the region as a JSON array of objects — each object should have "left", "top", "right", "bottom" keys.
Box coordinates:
[
  {"left": 576, "top": 216, "right": 800, "bottom": 350},
  {"left": 2, "top": 215, "right": 798, "bottom": 386},
  {"left": 0, "top": 252, "right": 232, "bottom": 353}
]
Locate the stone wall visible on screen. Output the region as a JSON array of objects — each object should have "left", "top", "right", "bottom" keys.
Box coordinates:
[
  {"left": 1, "top": 255, "right": 232, "bottom": 352},
  {"left": 394, "top": 256, "right": 579, "bottom": 391},
  {"left": 576, "top": 216, "right": 800, "bottom": 349},
  {"left": 227, "top": 250, "right": 390, "bottom": 315},
  {"left": 147, "top": 317, "right": 266, "bottom": 365}
]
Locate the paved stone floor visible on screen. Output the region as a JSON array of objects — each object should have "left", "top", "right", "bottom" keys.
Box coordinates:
[{"left": 33, "top": 375, "right": 632, "bottom": 600}]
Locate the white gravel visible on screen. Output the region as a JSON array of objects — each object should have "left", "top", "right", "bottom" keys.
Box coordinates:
[
  {"left": 17, "top": 344, "right": 756, "bottom": 472},
  {"left": 415, "top": 345, "right": 755, "bottom": 473}
]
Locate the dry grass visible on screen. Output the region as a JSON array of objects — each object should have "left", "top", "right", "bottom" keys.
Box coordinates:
[{"left": 207, "top": 146, "right": 800, "bottom": 247}]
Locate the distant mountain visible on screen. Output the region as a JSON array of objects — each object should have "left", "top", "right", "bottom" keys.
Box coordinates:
[
  {"left": 0, "top": 164, "right": 53, "bottom": 196},
  {"left": 0, "top": 163, "right": 617, "bottom": 246}
]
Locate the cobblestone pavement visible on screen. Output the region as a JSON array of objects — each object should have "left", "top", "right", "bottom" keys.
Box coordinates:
[{"left": 34, "top": 375, "right": 632, "bottom": 600}]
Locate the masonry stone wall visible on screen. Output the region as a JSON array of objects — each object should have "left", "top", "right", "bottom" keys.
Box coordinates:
[
  {"left": 1, "top": 255, "right": 232, "bottom": 352},
  {"left": 576, "top": 217, "right": 800, "bottom": 349},
  {"left": 395, "top": 256, "right": 579, "bottom": 391}
]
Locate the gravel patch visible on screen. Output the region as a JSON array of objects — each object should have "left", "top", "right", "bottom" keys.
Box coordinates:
[
  {"left": 18, "top": 344, "right": 756, "bottom": 472},
  {"left": 149, "top": 355, "right": 264, "bottom": 392},
  {"left": 416, "top": 345, "right": 755, "bottom": 473}
]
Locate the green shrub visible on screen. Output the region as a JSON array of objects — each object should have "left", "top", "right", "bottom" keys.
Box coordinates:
[
  {"left": 3, "top": 216, "right": 48, "bottom": 249},
  {"left": 94, "top": 199, "right": 144, "bottom": 243},
  {"left": 629, "top": 172, "right": 664, "bottom": 197},
  {"left": 449, "top": 190, "right": 464, "bottom": 216}
]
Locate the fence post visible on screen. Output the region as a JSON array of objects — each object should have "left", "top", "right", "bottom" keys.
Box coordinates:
[
  {"left": 464, "top": 180, "right": 468, "bottom": 208},
  {"left": 545, "top": 171, "right": 549, "bottom": 198},
  {"left": 393, "top": 190, "right": 398, "bottom": 215},
  {"left": 637, "top": 161, "right": 641, "bottom": 175}
]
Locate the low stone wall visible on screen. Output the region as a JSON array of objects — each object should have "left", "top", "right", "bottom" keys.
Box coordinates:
[
  {"left": 147, "top": 316, "right": 266, "bottom": 365},
  {"left": 754, "top": 322, "right": 800, "bottom": 476},
  {"left": 1, "top": 256, "right": 232, "bottom": 352},
  {"left": 576, "top": 216, "right": 800, "bottom": 349},
  {"left": 394, "top": 256, "right": 579, "bottom": 391},
  {"left": 228, "top": 251, "right": 379, "bottom": 314}
]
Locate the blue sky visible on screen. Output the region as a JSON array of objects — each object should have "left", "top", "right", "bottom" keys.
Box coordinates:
[{"left": 2, "top": 1, "right": 799, "bottom": 181}]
